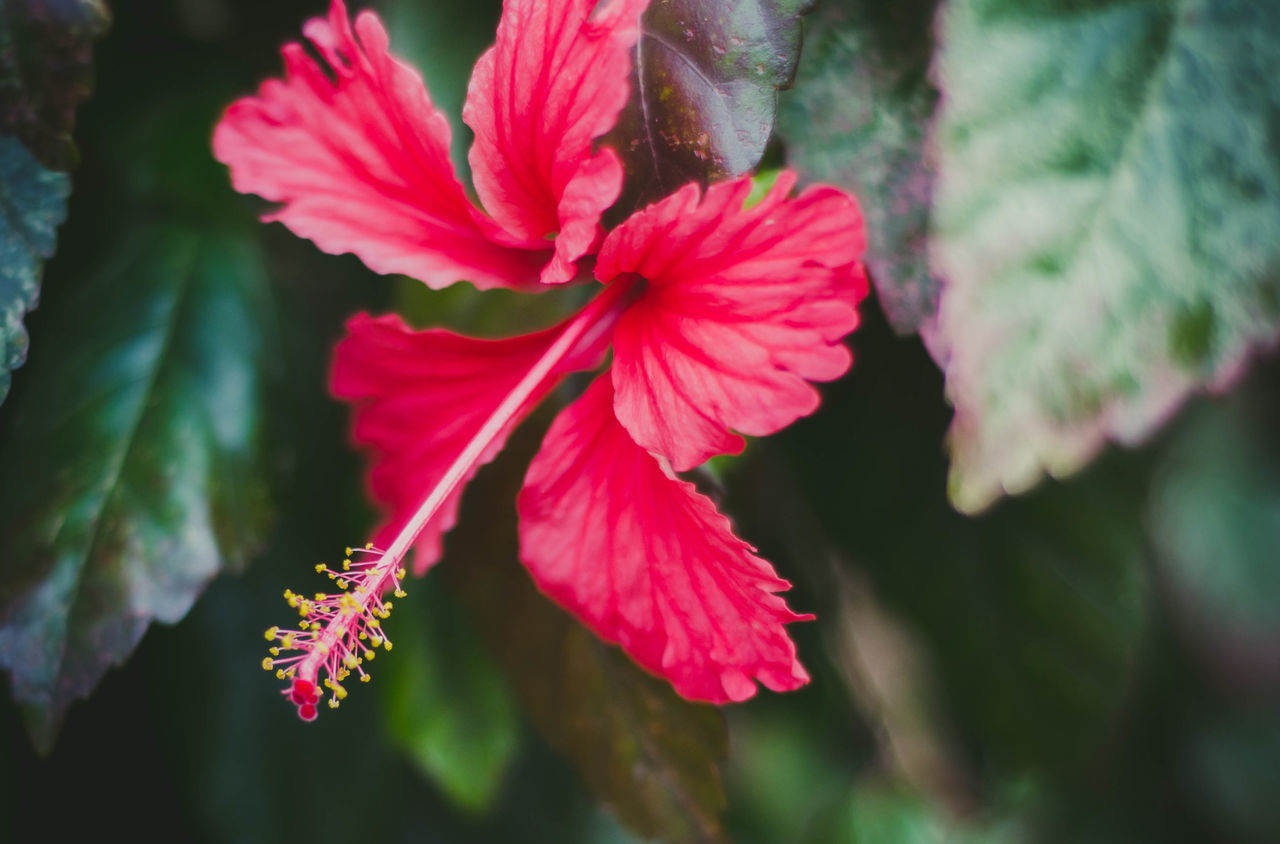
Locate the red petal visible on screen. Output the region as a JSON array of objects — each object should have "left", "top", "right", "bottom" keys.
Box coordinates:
[
  {"left": 598, "top": 173, "right": 868, "bottom": 471},
  {"left": 213, "top": 0, "right": 548, "bottom": 290},
  {"left": 331, "top": 313, "right": 600, "bottom": 574},
  {"left": 519, "top": 376, "right": 812, "bottom": 703},
  {"left": 464, "top": 0, "right": 647, "bottom": 284}
]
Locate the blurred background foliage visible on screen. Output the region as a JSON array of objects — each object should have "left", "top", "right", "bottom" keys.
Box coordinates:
[{"left": 2, "top": 0, "right": 1279, "bottom": 842}]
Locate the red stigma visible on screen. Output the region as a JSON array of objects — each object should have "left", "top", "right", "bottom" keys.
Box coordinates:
[{"left": 290, "top": 678, "right": 319, "bottom": 707}]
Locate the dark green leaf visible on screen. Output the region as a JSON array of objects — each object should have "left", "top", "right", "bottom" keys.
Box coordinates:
[
  {"left": 0, "top": 225, "right": 274, "bottom": 751},
  {"left": 782, "top": 307, "right": 1148, "bottom": 778},
  {"left": 931, "top": 0, "right": 1280, "bottom": 513},
  {"left": 1148, "top": 373, "right": 1280, "bottom": 689},
  {"left": 804, "top": 781, "right": 1023, "bottom": 844},
  {"left": 0, "top": 135, "right": 67, "bottom": 405},
  {"left": 445, "top": 417, "right": 729, "bottom": 844},
  {"left": 607, "top": 0, "right": 814, "bottom": 212},
  {"left": 776, "top": 0, "right": 940, "bottom": 335},
  {"left": 382, "top": 575, "right": 521, "bottom": 814},
  {"left": 0, "top": 0, "right": 109, "bottom": 170}
]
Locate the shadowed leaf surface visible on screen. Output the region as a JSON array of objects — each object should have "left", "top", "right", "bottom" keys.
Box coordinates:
[
  {"left": 382, "top": 576, "right": 521, "bottom": 814},
  {"left": 1148, "top": 373, "right": 1280, "bottom": 694},
  {"left": 0, "top": 0, "right": 108, "bottom": 170},
  {"left": 0, "top": 225, "right": 274, "bottom": 751},
  {"left": 607, "top": 0, "right": 813, "bottom": 213},
  {"left": 777, "top": 0, "right": 939, "bottom": 335},
  {"left": 781, "top": 305, "right": 1148, "bottom": 778},
  {"left": 444, "top": 415, "right": 730, "bottom": 844},
  {"left": 0, "top": 136, "right": 67, "bottom": 405},
  {"left": 931, "top": 0, "right": 1280, "bottom": 513}
]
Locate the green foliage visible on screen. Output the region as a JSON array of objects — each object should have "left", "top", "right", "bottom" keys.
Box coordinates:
[
  {"left": 1148, "top": 374, "right": 1280, "bottom": 686},
  {"left": 0, "top": 225, "right": 274, "bottom": 751},
  {"left": 607, "top": 0, "right": 813, "bottom": 212},
  {"left": 931, "top": 0, "right": 1280, "bottom": 512},
  {"left": 0, "top": 0, "right": 108, "bottom": 170},
  {"left": 783, "top": 312, "right": 1149, "bottom": 779},
  {"left": 382, "top": 576, "right": 520, "bottom": 813},
  {"left": 0, "top": 0, "right": 106, "bottom": 406},
  {"left": 445, "top": 419, "right": 730, "bottom": 844},
  {"left": 777, "top": 0, "right": 940, "bottom": 334},
  {"left": 0, "top": 136, "right": 67, "bottom": 405},
  {"left": 2, "top": 2, "right": 1279, "bottom": 843}
]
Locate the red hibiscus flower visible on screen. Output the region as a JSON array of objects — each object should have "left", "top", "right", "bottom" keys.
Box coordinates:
[{"left": 216, "top": 0, "right": 866, "bottom": 718}]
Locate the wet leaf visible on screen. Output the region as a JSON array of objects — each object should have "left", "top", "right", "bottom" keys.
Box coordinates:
[
  {"left": 607, "top": 0, "right": 813, "bottom": 212},
  {"left": 445, "top": 416, "right": 729, "bottom": 844},
  {"left": 0, "top": 0, "right": 109, "bottom": 170},
  {"left": 777, "top": 0, "right": 940, "bottom": 335},
  {"left": 0, "top": 135, "right": 68, "bottom": 406},
  {"left": 0, "top": 225, "right": 274, "bottom": 751},
  {"left": 931, "top": 0, "right": 1280, "bottom": 513}
]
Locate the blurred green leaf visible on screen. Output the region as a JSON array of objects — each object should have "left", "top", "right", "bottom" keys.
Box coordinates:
[
  {"left": 382, "top": 575, "right": 521, "bottom": 814},
  {"left": 784, "top": 308, "right": 1148, "bottom": 780},
  {"left": 1148, "top": 377, "right": 1280, "bottom": 689},
  {"left": 806, "top": 780, "right": 1026, "bottom": 844},
  {"left": 777, "top": 0, "right": 939, "bottom": 335},
  {"left": 931, "top": 0, "right": 1280, "bottom": 513},
  {"left": 0, "top": 135, "right": 68, "bottom": 405},
  {"left": 445, "top": 417, "right": 730, "bottom": 844},
  {"left": 607, "top": 0, "right": 814, "bottom": 212},
  {"left": 1187, "top": 713, "right": 1280, "bottom": 841},
  {"left": 0, "top": 0, "right": 108, "bottom": 170},
  {"left": 0, "top": 224, "right": 274, "bottom": 751}
]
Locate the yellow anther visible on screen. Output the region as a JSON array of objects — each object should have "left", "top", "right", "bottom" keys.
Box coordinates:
[
  {"left": 369, "top": 636, "right": 383, "bottom": 647},
  {"left": 317, "top": 643, "right": 330, "bottom": 656},
  {"left": 360, "top": 674, "right": 371, "bottom": 683},
  {"left": 282, "top": 635, "right": 295, "bottom": 649},
  {"left": 343, "top": 654, "right": 358, "bottom": 670},
  {"left": 314, "top": 563, "right": 326, "bottom": 573},
  {"left": 335, "top": 685, "right": 348, "bottom": 701},
  {"left": 276, "top": 669, "right": 286, "bottom": 680},
  {"left": 358, "top": 632, "right": 367, "bottom": 640},
  {"left": 368, "top": 619, "right": 380, "bottom": 629},
  {"left": 338, "top": 580, "right": 349, "bottom": 590},
  {"left": 384, "top": 641, "right": 393, "bottom": 652},
  {"left": 394, "top": 589, "right": 407, "bottom": 598},
  {"left": 328, "top": 572, "right": 337, "bottom": 580},
  {"left": 328, "top": 699, "right": 340, "bottom": 709},
  {"left": 345, "top": 547, "right": 354, "bottom": 556},
  {"left": 343, "top": 560, "right": 351, "bottom": 571},
  {"left": 269, "top": 647, "right": 280, "bottom": 656},
  {"left": 264, "top": 626, "right": 279, "bottom": 641},
  {"left": 314, "top": 592, "right": 325, "bottom": 601},
  {"left": 365, "top": 542, "right": 374, "bottom": 550},
  {"left": 362, "top": 649, "right": 374, "bottom": 660},
  {"left": 383, "top": 602, "right": 393, "bottom": 611},
  {"left": 395, "top": 568, "right": 406, "bottom": 580},
  {"left": 261, "top": 657, "right": 274, "bottom": 670}
]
